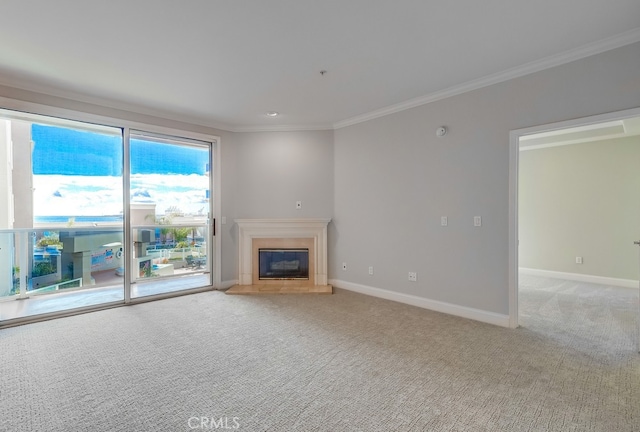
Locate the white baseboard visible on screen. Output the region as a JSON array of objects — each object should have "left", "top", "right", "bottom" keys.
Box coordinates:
[
  {"left": 329, "top": 279, "right": 510, "bottom": 327},
  {"left": 218, "top": 279, "right": 239, "bottom": 290},
  {"left": 519, "top": 268, "right": 638, "bottom": 289}
]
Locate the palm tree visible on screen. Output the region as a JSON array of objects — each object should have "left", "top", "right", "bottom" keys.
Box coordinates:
[{"left": 145, "top": 214, "right": 172, "bottom": 244}]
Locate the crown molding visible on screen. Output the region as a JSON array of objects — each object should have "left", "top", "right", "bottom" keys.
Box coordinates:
[
  {"left": 0, "top": 77, "right": 235, "bottom": 132},
  {"left": 333, "top": 27, "right": 640, "bottom": 130},
  {"left": 0, "top": 77, "right": 334, "bottom": 133},
  {"left": 230, "top": 123, "right": 334, "bottom": 133},
  {"left": 1, "top": 27, "right": 639, "bottom": 133}
]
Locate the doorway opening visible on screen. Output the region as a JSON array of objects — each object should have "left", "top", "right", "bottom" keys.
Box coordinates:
[{"left": 509, "top": 107, "right": 640, "bottom": 351}]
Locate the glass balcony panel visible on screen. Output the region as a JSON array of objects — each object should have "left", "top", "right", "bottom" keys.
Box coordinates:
[
  {"left": 0, "top": 227, "right": 125, "bottom": 322},
  {"left": 130, "top": 224, "right": 211, "bottom": 298},
  {"left": 0, "top": 231, "right": 19, "bottom": 301}
]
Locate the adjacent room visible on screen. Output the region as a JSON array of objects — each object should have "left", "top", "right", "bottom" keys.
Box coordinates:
[
  {"left": 0, "top": 1, "right": 639, "bottom": 431},
  {"left": 517, "top": 117, "right": 640, "bottom": 352}
]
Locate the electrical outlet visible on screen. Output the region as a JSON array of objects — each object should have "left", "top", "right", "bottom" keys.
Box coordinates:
[
  {"left": 408, "top": 272, "right": 417, "bottom": 282},
  {"left": 369, "top": 266, "right": 374, "bottom": 275},
  {"left": 441, "top": 216, "right": 448, "bottom": 226},
  {"left": 575, "top": 257, "right": 583, "bottom": 264},
  {"left": 296, "top": 201, "right": 302, "bottom": 209},
  {"left": 342, "top": 262, "right": 347, "bottom": 271}
]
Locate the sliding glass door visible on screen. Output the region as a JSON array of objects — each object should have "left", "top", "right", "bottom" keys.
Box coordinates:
[
  {"left": 0, "top": 107, "right": 217, "bottom": 325},
  {"left": 128, "top": 131, "right": 213, "bottom": 298}
]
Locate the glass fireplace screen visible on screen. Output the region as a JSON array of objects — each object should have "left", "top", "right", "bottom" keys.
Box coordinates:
[{"left": 258, "top": 248, "right": 309, "bottom": 280}]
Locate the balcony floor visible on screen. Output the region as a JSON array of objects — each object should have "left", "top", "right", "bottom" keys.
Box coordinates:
[{"left": 0, "top": 269, "right": 210, "bottom": 323}]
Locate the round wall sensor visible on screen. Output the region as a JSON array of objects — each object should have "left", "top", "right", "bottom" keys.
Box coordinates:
[{"left": 436, "top": 126, "right": 447, "bottom": 137}]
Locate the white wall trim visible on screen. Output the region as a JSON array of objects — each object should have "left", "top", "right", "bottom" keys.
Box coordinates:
[
  {"left": 508, "top": 127, "right": 520, "bottom": 328},
  {"left": 518, "top": 136, "right": 627, "bottom": 152},
  {"left": 519, "top": 268, "right": 638, "bottom": 289},
  {"left": 334, "top": 28, "right": 640, "bottom": 130},
  {"left": 329, "top": 279, "right": 510, "bottom": 328},
  {"left": 512, "top": 108, "right": 640, "bottom": 139}
]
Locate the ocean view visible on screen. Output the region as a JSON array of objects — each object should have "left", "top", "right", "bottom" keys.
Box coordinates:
[{"left": 34, "top": 215, "right": 123, "bottom": 224}]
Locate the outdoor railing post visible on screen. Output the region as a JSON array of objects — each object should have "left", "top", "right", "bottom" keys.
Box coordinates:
[{"left": 18, "top": 231, "right": 28, "bottom": 299}]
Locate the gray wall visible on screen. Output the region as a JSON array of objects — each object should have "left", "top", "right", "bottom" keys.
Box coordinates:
[
  {"left": 233, "top": 130, "right": 334, "bottom": 219},
  {"left": 218, "top": 132, "right": 238, "bottom": 283},
  {"left": 332, "top": 42, "right": 640, "bottom": 315},
  {"left": 519, "top": 136, "right": 640, "bottom": 280},
  {"left": 224, "top": 130, "right": 333, "bottom": 284}
]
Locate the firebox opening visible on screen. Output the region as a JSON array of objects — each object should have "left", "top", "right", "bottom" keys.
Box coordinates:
[{"left": 259, "top": 248, "right": 309, "bottom": 280}]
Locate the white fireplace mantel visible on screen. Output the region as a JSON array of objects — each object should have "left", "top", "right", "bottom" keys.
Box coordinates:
[{"left": 235, "top": 218, "right": 331, "bottom": 286}]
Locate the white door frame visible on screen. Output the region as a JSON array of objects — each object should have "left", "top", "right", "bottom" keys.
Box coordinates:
[{"left": 508, "top": 106, "right": 640, "bottom": 328}]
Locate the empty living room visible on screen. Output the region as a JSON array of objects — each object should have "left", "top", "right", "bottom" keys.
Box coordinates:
[{"left": 0, "top": 1, "right": 639, "bottom": 431}]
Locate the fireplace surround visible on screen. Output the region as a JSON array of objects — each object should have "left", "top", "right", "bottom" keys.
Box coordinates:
[{"left": 235, "top": 218, "right": 330, "bottom": 287}]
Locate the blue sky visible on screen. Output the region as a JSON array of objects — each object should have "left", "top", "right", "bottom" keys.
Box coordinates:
[
  {"left": 32, "top": 124, "right": 208, "bottom": 176},
  {"left": 31, "top": 124, "right": 210, "bottom": 216}
]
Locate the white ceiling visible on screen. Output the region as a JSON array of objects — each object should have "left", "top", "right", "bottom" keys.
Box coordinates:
[{"left": 0, "top": 1, "right": 639, "bottom": 132}]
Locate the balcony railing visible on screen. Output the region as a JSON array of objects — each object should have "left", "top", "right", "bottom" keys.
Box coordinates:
[
  {"left": 29, "top": 277, "right": 83, "bottom": 295},
  {"left": 0, "top": 224, "right": 210, "bottom": 302}
]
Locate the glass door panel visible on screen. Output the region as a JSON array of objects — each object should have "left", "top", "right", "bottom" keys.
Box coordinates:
[
  {"left": 129, "top": 131, "right": 212, "bottom": 298},
  {"left": 31, "top": 123, "right": 125, "bottom": 300},
  {"left": 0, "top": 110, "right": 125, "bottom": 322}
]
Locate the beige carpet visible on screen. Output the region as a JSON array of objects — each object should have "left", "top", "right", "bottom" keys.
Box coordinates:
[
  {"left": 0, "top": 277, "right": 638, "bottom": 431},
  {"left": 518, "top": 274, "right": 639, "bottom": 355}
]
